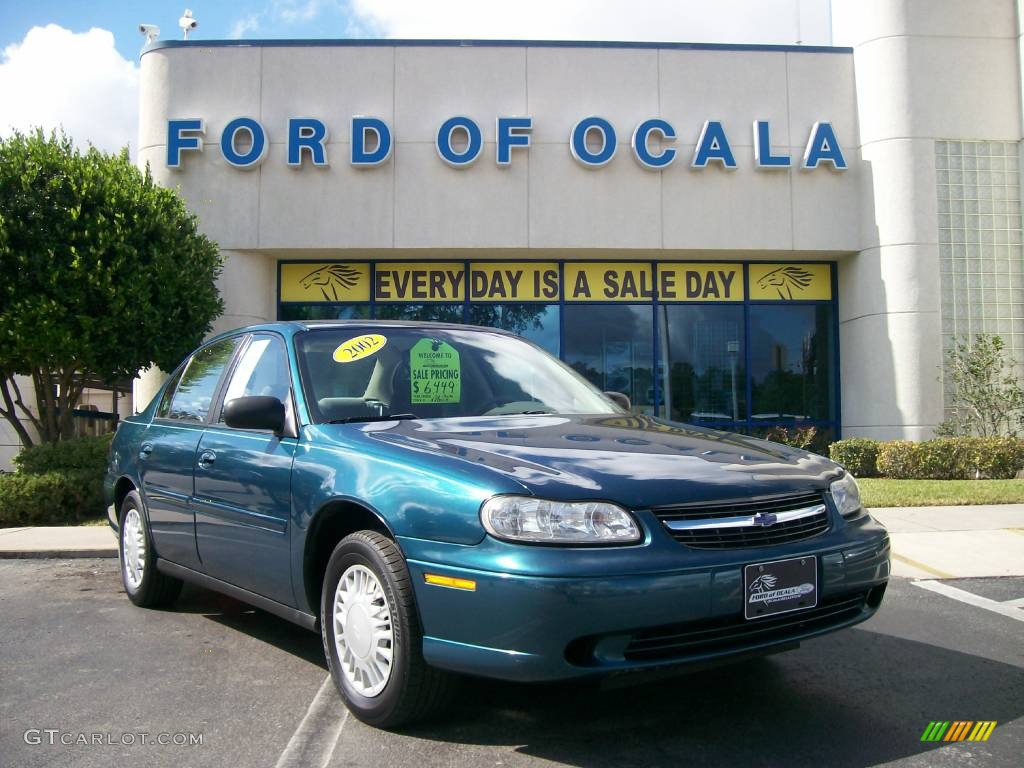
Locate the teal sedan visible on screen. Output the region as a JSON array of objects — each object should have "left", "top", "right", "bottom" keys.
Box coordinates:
[{"left": 105, "top": 321, "right": 889, "bottom": 728}]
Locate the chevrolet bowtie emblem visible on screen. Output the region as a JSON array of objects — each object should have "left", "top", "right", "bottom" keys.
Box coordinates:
[{"left": 751, "top": 512, "right": 778, "bottom": 527}]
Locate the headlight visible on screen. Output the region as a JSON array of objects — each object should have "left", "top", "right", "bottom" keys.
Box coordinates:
[
  {"left": 480, "top": 496, "right": 642, "bottom": 545},
  {"left": 830, "top": 473, "right": 863, "bottom": 519}
]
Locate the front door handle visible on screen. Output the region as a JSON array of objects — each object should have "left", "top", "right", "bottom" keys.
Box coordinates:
[
  {"left": 139, "top": 443, "right": 153, "bottom": 460},
  {"left": 197, "top": 450, "right": 216, "bottom": 469}
]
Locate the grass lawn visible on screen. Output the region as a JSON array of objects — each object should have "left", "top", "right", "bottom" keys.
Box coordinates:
[{"left": 859, "top": 478, "right": 1024, "bottom": 507}]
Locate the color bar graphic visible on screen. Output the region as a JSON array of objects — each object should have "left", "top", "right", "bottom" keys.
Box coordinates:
[{"left": 920, "top": 721, "right": 996, "bottom": 742}]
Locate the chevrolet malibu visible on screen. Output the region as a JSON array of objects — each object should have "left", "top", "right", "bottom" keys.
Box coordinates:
[{"left": 105, "top": 321, "right": 889, "bottom": 727}]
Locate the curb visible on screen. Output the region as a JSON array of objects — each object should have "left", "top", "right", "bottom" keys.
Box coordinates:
[{"left": 0, "top": 549, "right": 118, "bottom": 560}]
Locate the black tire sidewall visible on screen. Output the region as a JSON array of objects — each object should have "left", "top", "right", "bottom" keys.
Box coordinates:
[
  {"left": 321, "top": 534, "right": 413, "bottom": 726},
  {"left": 119, "top": 490, "right": 158, "bottom": 605}
]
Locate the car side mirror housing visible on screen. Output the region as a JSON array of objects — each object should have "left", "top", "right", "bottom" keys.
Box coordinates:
[
  {"left": 223, "top": 396, "right": 286, "bottom": 433},
  {"left": 604, "top": 391, "right": 632, "bottom": 411}
]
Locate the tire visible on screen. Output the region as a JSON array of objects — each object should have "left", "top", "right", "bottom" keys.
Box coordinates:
[
  {"left": 321, "top": 531, "right": 455, "bottom": 728},
  {"left": 119, "top": 490, "right": 182, "bottom": 608}
]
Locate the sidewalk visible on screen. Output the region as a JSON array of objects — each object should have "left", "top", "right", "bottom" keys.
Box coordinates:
[
  {"left": 869, "top": 505, "right": 1024, "bottom": 579},
  {"left": 0, "top": 525, "right": 117, "bottom": 558},
  {"left": 1, "top": 506, "right": 1023, "bottom": 577}
]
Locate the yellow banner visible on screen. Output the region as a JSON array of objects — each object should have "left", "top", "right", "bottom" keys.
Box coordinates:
[
  {"left": 749, "top": 263, "right": 832, "bottom": 301},
  {"left": 374, "top": 262, "right": 466, "bottom": 302},
  {"left": 280, "top": 262, "right": 371, "bottom": 302},
  {"left": 469, "top": 262, "right": 560, "bottom": 302},
  {"left": 280, "top": 262, "right": 834, "bottom": 304},
  {"left": 658, "top": 263, "right": 744, "bottom": 301},
  {"left": 564, "top": 263, "right": 655, "bottom": 302}
]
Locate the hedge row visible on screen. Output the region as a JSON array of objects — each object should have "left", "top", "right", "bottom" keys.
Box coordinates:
[
  {"left": 829, "top": 437, "right": 1024, "bottom": 479},
  {"left": 0, "top": 469, "right": 105, "bottom": 526},
  {"left": 13, "top": 433, "right": 113, "bottom": 475},
  {"left": 1, "top": 435, "right": 111, "bottom": 527}
]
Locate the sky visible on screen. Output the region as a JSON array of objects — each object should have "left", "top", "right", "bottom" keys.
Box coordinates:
[{"left": 0, "top": 0, "right": 832, "bottom": 156}]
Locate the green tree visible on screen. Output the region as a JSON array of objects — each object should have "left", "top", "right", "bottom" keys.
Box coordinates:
[
  {"left": 939, "top": 334, "right": 1024, "bottom": 437},
  {"left": 0, "top": 129, "right": 223, "bottom": 446}
]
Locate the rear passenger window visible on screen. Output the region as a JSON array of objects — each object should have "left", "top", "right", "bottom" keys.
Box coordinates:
[
  {"left": 156, "top": 368, "right": 185, "bottom": 419},
  {"left": 166, "top": 337, "right": 239, "bottom": 422}
]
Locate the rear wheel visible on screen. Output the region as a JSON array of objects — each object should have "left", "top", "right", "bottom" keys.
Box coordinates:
[
  {"left": 119, "top": 490, "right": 182, "bottom": 608},
  {"left": 321, "top": 531, "right": 455, "bottom": 728}
]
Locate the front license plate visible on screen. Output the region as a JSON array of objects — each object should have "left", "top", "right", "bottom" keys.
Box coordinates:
[{"left": 744, "top": 556, "right": 818, "bottom": 620}]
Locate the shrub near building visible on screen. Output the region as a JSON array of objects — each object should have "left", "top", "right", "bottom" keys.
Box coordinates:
[
  {"left": 0, "top": 435, "right": 111, "bottom": 526},
  {"left": 829, "top": 437, "right": 1024, "bottom": 480}
]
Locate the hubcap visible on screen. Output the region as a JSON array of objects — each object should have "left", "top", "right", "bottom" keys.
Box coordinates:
[
  {"left": 333, "top": 564, "right": 394, "bottom": 697},
  {"left": 122, "top": 508, "right": 145, "bottom": 590}
]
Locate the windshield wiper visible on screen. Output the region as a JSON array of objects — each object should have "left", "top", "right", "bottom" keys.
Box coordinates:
[{"left": 328, "top": 413, "right": 419, "bottom": 424}]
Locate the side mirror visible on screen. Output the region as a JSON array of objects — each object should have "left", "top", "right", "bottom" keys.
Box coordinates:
[
  {"left": 223, "top": 396, "right": 286, "bottom": 433},
  {"left": 604, "top": 391, "right": 632, "bottom": 411}
]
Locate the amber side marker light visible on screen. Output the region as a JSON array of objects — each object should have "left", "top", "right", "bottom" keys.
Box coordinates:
[{"left": 424, "top": 573, "right": 477, "bottom": 591}]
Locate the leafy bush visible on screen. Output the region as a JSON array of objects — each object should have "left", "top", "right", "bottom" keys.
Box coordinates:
[
  {"left": 828, "top": 438, "right": 880, "bottom": 477},
  {"left": 963, "top": 437, "right": 1024, "bottom": 479},
  {"left": 0, "top": 470, "right": 105, "bottom": 526},
  {"left": 758, "top": 426, "right": 827, "bottom": 455},
  {"left": 875, "top": 437, "right": 1024, "bottom": 480},
  {"left": 13, "top": 433, "right": 112, "bottom": 475}
]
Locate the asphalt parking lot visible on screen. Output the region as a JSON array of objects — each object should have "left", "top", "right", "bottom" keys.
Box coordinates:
[{"left": 0, "top": 559, "right": 1021, "bottom": 768}]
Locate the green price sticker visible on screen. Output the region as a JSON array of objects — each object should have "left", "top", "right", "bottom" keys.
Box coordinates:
[{"left": 410, "top": 338, "right": 461, "bottom": 404}]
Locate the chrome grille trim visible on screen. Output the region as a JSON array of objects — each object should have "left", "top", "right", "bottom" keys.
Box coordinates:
[
  {"left": 664, "top": 503, "right": 827, "bottom": 531},
  {"left": 653, "top": 492, "right": 830, "bottom": 549}
]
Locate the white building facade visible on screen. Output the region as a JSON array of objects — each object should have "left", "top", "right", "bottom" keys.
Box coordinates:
[{"left": 3, "top": 0, "right": 1019, "bottom": 467}]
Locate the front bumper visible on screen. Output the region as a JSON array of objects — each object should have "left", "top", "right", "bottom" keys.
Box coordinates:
[{"left": 400, "top": 512, "right": 890, "bottom": 682}]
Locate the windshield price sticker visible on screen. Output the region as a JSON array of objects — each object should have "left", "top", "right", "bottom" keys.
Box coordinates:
[
  {"left": 410, "top": 339, "right": 461, "bottom": 404},
  {"left": 333, "top": 334, "right": 387, "bottom": 363}
]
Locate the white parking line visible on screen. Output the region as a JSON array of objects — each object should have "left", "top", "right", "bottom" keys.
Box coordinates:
[
  {"left": 275, "top": 675, "right": 348, "bottom": 768},
  {"left": 912, "top": 580, "right": 1024, "bottom": 623}
]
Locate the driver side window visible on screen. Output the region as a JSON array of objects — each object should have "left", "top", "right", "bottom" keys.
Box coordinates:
[{"left": 218, "top": 334, "right": 291, "bottom": 422}]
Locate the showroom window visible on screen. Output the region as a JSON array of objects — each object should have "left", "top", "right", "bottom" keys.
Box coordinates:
[
  {"left": 659, "top": 305, "right": 745, "bottom": 425},
  {"left": 277, "top": 260, "right": 839, "bottom": 439},
  {"left": 562, "top": 305, "right": 655, "bottom": 414},
  {"left": 468, "top": 304, "right": 560, "bottom": 356},
  {"left": 749, "top": 304, "right": 835, "bottom": 424}
]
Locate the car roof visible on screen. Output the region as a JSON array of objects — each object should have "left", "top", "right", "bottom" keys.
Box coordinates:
[{"left": 206, "top": 319, "right": 517, "bottom": 343}]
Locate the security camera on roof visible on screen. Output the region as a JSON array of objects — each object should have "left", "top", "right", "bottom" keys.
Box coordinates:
[
  {"left": 138, "top": 24, "right": 160, "bottom": 45},
  {"left": 179, "top": 9, "right": 198, "bottom": 39}
]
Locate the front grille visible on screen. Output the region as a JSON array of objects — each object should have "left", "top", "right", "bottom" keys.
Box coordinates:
[
  {"left": 622, "top": 590, "right": 870, "bottom": 662},
  {"left": 653, "top": 491, "right": 830, "bottom": 549}
]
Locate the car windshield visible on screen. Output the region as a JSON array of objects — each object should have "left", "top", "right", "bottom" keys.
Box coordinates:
[{"left": 295, "top": 326, "right": 621, "bottom": 423}]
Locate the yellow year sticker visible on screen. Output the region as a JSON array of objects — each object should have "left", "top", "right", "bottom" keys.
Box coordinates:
[{"left": 333, "top": 334, "right": 387, "bottom": 363}]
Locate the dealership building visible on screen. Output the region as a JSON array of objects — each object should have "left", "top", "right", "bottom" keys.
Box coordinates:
[{"left": 4, "top": 0, "right": 1021, "bottom": 467}]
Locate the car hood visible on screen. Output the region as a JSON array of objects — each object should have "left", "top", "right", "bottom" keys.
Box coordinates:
[{"left": 350, "top": 414, "right": 840, "bottom": 508}]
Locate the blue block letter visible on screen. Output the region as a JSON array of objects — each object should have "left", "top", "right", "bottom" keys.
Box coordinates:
[
  {"left": 692, "top": 121, "right": 737, "bottom": 169},
  {"left": 352, "top": 117, "right": 392, "bottom": 167},
  {"left": 803, "top": 121, "right": 847, "bottom": 170},
  {"left": 632, "top": 118, "right": 677, "bottom": 170},
  {"left": 437, "top": 116, "right": 482, "bottom": 168},
  {"left": 287, "top": 118, "right": 329, "bottom": 167},
  {"left": 167, "top": 119, "right": 204, "bottom": 169},
  {"left": 496, "top": 116, "right": 532, "bottom": 166},
  {"left": 753, "top": 120, "right": 791, "bottom": 169},
  {"left": 221, "top": 117, "right": 267, "bottom": 169},
  {"left": 570, "top": 116, "right": 617, "bottom": 167}
]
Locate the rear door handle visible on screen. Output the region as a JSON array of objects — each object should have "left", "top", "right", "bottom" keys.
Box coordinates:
[
  {"left": 139, "top": 443, "right": 153, "bottom": 460},
  {"left": 197, "top": 450, "right": 216, "bottom": 469}
]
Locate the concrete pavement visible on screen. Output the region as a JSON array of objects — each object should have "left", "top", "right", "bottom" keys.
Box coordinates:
[
  {"left": 1, "top": 505, "right": 1023, "bottom": 579},
  {"left": 870, "top": 506, "right": 1024, "bottom": 579},
  {"left": 0, "top": 525, "right": 117, "bottom": 558}
]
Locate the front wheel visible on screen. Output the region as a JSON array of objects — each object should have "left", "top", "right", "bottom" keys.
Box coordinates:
[
  {"left": 119, "top": 490, "right": 182, "bottom": 608},
  {"left": 321, "top": 531, "right": 455, "bottom": 728}
]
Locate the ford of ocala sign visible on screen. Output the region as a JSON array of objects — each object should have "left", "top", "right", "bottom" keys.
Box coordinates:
[{"left": 166, "top": 116, "right": 847, "bottom": 172}]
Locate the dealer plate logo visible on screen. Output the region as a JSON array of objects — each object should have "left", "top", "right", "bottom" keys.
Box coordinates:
[{"left": 744, "top": 556, "right": 818, "bottom": 619}]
